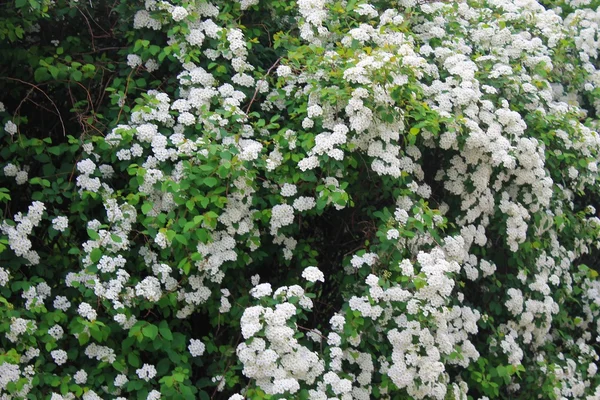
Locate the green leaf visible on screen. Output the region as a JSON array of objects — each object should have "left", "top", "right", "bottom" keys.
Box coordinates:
[
  {"left": 34, "top": 67, "right": 50, "bottom": 83},
  {"left": 113, "top": 361, "right": 125, "bottom": 372},
  {"left": 186, "top": 200, "right": 194, "bottom": 211},
  {"left": 175, "top": 234, "right": 188, "bottom": 246},
  {"left": 346, "top": 0, "right": 358, "bottom": 11},
  {"left": 204, "top": 177, "right": 218, "bottom": 187},
  {"left": 142, "top": 324, "right": 158, "bottom": 340},
  {"left": 48, "top": 65, "right": 60, "bottom": 79},
  {"left": 72, "top": 70, "right": 83, "bottom": 82},
  {"left": 149, "top": 45, "right": 161, "bottom": 55},
  {"left": 141, "top": 202, "right": 153, "bottom": 215},
  {"left": 47, "top": 146, "right": 64, "bottom": 156},
  {"left": 159, "top": 321, "right": 173, "bottom": 341},
  {"left": 128, "top": 352, "right": 140, "bottom": 368},
  {"left": 90, "top": 248, "right": 102, "bottom": 263},
  {"left": 77, "top": 332, "right": 90, "bottom": 345}
]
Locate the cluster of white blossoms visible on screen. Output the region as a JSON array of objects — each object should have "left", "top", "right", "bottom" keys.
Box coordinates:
[
  {"left": 22, "top": 281, "right": 51, "bottom": 310},
  {"left": 136, "top": 363, "right": 157, "bottom": 381},
  {"left": 6, "top": 317, "right": 37, "bottom": 343},
  {"left": 188, "top": 338, "right": 206, "bottom": 357},
  {"left": 269, "top": 203, "right": 295, "bottom": 235},
  {"left": 345, "top": 250, "right": 479, "bottom": 399},
  {"left": 237, "top": 282, "right": 325, "bottom": 396},
  {"left": 77, "top": 302, "right": 97, "bottom": 321},
  {"left": 0, "top": 201, "right": 45, "bottom": 265},
  {"left": 0, "top": 362, "right": 25, "bottom": 394},
  {"left": 4, "top": 120, "right": 17, "bottom": 136},
  {"left": 3, "top": 162, "right": 28, "bottom": 185},
  {"left": 84, "top": 343, "right": 116, "bottom": 364},
  {"left": 50, "top": 349, "right": 68, "bottom": 366},
  {"left": 51, "top": 215, "right": 69, "bottom": 232},
  {"left": 301, "top": 266, "right": 324, "bottom": 283},
  {"left": 75, "top": 158, "right": 101, "bottom": 193},
  {"left": 2, "top": 0, "right": 600, "bottom": 398}
]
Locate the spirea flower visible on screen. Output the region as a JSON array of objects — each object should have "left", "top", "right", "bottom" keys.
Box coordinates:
[
  {"left": 78, "top": 302, "right": 97, "bottom": 321},
  {"left": 302, "top": 266, "right": 325, "bottom": 283},
  {"left": 48, "top": 324, "right": 64, "bottom": 340},
  {"left": 73, "top": 369, "right": 87, "bottom": 384},
  {"left": 76, "top": 159, "right": 96, "bottom": 175},
  {"left": 127, "top": 54, "right": 142, "bottom": 68},
  {"left": 189, "top": 339, "right": 206, "bottom": 357},
  {"left": 3, "top": 163, "right": 18, "bottom": 177},
  {"left": 136, "top": 364, "right": 157, "bottom": 381},
  {"left": 51, "top": 349, "right": 68, "bottom": 365},
  {"left": 250, "top": 283, "right": 273, "bottom": 298},
  {"left": 171, "top": 6, "right": 189, "bottom": 21},
  {"left": 114, "top": 374, "right": 128, "bottom": 387},
  {"left": 52, "top": 216, "right": 69, "bottom": 232},
  {"left": 280, "top": 183, "right": 297, "bottom": 197},
  {"left": 276, "top": 65, "right": 292, "bottom": 77},
  {"left": 53, "top": 296, "right": 71, "bottom": 311},
  {"left": 4, "top": 121, "right": 17, "bottom": 135}
]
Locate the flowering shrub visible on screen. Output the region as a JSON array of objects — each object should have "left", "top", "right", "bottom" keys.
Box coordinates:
[{"left": 1, "top": 0, "right": 600, "bottom": 399}]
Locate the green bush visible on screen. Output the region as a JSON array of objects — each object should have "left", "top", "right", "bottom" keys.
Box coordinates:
[{"left": 1, "top": 0, "right": 600, "bottom": 399}]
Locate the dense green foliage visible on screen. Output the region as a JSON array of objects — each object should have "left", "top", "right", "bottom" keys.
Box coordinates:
[{"left": 1, "top": 0, "right": 600, "bottom": 399}]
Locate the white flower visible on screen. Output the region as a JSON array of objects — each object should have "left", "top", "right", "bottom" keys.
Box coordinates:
[
  {"left": 0, "top": 267, "right": 9, "bottom": 287},
  {"left": 114, "top": 374, "right": 128, "bottom": 387},
  {"left": 127, "top": 54, "right": 142, "bottom": 68},
  {"left": 302, "top": 266, "right": 325, "bottom": 283},
  {"left": 48, "top": 324, "right": 64, "bottom": 340},
  {"left": 145, "top": 58, "right": 159, "bottom": 72},
  {"left": 302, "top": 117, "right": 314, "bottom": 129},
  {"left": 237, "top": 0, "right": 259, "bottom": 10},
  {"left": 147, "top": 390, "right": 161, "bottom": 400},
  {"left": 270, "top": 204, "right": 294, "bottom": 233},
  {"left": 51, "top": 349, "right": 68, "bottom": 365},
  {"left": 387, "top": 229, "right": 400, "bottom": 240},
  {"left": 78, "top": 302, "right": 97, "bottom": 321},
  {"left": 307, "top": 104, "right": 323, "bottom": 118},
  {"left": 189, "top": 339, "right": 206, "bottom": 357},
  {"left": 293, "top": 196, "right": 316, "bottom": 211},
  {"left": 3, "top": 163, "right": 18, "bottom": 177},
  {"left": 250, "top": 283, "right": 273, "bottom": 298},
  {"left": 135, "top": 276, "right": 162, "bottom": 302},
  {"left": 73, "top": 369, "right": 87, "bottom": 384},
  {"left": 77, "top": 159, "right": 96, "bottom": 175},
  {"left": 15, "top": 170, "right": 28, "bottom": 185},
  {"left": 4, "top": 121, "right": 17, "bottom": 135},
  {"left": 171, "top": 6, "right": 189, "bottom": 21},
  {"left": 53, "top": 296, "right": 71, "bottom": 311},
  {"left": 276, "top": 65, "right": 292, "bottom": 77},
  {"left": 394, "top": 208, "right": 409, "bottom": 225},
  {"left": 136, "top": 364, "right": 157, "bottom": 381},
  {"left": 280, "top": 183, "right": 297, "bottom": 197},
  {"left": 52, "top": 216, "right": 69, "bottom": 232}
]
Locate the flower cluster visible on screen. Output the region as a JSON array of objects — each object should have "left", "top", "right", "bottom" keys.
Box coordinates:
[{"left": 1, "top": 0, "right": 600, "bottom": 398}]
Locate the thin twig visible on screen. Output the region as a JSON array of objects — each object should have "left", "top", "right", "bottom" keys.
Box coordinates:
[
  {"left": 245, "top": 56, "right": 282, "bottom": 115},
  {"left": 115, "top": 68, "right": 136, "bottom": 125},
  {"left": 76, "top": 6, "right": 96, "bottom": 52},
  {"left": 211, "top": 333, "right": 242, "bottom": 399},
  {"left": 1, "top": 77, "right": 67, "bottom": 136},
  {"left": 247, "top": 23, "right": 272, "bottom": 47}
]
